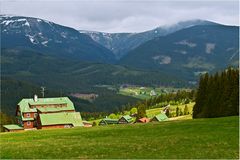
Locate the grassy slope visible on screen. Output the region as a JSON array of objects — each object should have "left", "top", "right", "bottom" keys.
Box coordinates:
[
  {"left": 146, "top": 102, "right": 195, "bottom": 118},
  {"left": 0, "top": 116, "right": 239, "bottom": 159}
]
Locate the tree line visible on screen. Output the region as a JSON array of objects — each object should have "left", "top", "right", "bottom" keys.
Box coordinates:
[{"left": 193, "top": 68, "right": 239, "bottom": 118}]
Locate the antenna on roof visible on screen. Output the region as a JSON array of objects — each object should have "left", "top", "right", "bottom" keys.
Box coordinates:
[{"left": 41, "top": 86, "right": 46, "bottom": 98}]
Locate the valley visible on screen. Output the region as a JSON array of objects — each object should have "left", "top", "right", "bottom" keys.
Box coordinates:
[
  {"left": 0, "top": 15, "right": 239, "bottom": 120},
  {"left": 0, "top": 0, "right": 239, "bottom": 158}
]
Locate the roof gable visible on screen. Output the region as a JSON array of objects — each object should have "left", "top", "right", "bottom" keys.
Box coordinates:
[
  {"left": 18, "top": 97, "right": 75, "bottom": 113},
  {"left": 120, "top": 115, "right": 133, "bottom": 122},
  {"left": 39, "top": 112, "right": 83, "bottom": 127},
  {"left": 154, "top": 113, "right": 168, "bottom": 121}
]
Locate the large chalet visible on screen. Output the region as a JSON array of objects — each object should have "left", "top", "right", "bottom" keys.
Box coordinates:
[{"left": 3, "top": 95, "right": 83, "bottom": 132}]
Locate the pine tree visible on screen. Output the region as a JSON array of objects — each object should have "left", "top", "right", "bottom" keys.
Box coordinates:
[
  {"left": 193, "top": 68, "right": 239, "bottom": 118},
  {"left": 176, "top": 106, "right": 180, "bottom": 117},
  {"left": 165, "top": 109, "right": 170, "bottom": 117},
  {"left": 184, "top": 105, "right": 189, "bottom": 115},
  {"left": 136, "top": 103, "right": 146, "bottom": 120}
]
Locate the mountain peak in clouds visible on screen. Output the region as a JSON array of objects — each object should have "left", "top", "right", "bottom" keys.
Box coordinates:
[{"left": 81, "top": 19, "right": 220, "bottom": 59}]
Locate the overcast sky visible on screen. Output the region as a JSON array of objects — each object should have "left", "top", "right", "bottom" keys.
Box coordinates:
[{"left": 1, "top": 0, "right": 239, "bottom": 33}]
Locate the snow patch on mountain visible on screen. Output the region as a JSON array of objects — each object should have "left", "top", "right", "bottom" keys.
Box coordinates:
[
  {"left": 206, "top": 43, "right": 215, "bottom": 54},
  {"left": 174, "top": 50, "right": 187, "bottom": 54},
  {"left": 41, "top": 40, "right": 48, "bottom": 46},
  {"left": 175, "top": 40, "right": 196, "bottom": 48},
  {"left": 1, "top": 20, "right": 15, "bottom": 25},
  {"left": 152, "top": 55, "right": 171, "bottom": 64},
  {"left": 26, "top": 34, "right": 38, "bottom": 44}
]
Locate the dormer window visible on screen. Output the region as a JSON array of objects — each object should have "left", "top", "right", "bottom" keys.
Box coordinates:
[
  {"left": 26, "top": 113, "right": 30, "bottom": 117},
  {"left": 27, "top": 121, "right": 31, "bottom": 126}
]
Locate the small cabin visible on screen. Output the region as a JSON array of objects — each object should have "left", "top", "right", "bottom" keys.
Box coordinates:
[
  {"left": 151, "top": 113, "right": 168, "bottom": 122},
  {"left": 118, "top": 115, "right": 133, "bottom": 124},
  {"left": 98, "top": 118, "right": 118, "bottom": 126}
]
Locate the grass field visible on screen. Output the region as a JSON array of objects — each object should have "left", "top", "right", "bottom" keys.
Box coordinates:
[{"left": 0, "top": 116, "right": 238, "bottom": 159}]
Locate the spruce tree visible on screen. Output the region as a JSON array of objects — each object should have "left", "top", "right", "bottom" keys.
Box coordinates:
[
  {"left": 184, "top": 105, "right": 189, "bottom": 115},
  {"left": 176, "top": 106, "right": 180, "bottom": 117}
]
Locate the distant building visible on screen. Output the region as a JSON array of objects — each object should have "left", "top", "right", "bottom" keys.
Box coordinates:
[
  {"left": 137, "top": 117, "right": 150, "bottom": 123},
  {"left": 150, "top": 90, "right": 157, "bottom": 96},
  {"left": 150, "top": 113, "right": 168, "bottom": 122},
  {"left": 98, "top": 118, "right": 118, "bottom": 126},
  {"left": 3, "top": 95, "right": 83, "bottom": 132},
  {"left": 118, "top": 115, "right": 133, "bottom": 124},
  {"left": 82, "top": 121, "right": 93, "bottom": 127}
]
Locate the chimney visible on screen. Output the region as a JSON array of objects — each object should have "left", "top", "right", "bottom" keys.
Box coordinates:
[{"left": 34, "top": 94, "right": 38, "bottom": 102}]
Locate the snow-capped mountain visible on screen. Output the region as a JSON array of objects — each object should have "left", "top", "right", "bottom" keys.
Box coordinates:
[
  {"left": 80, "top": 19, "right": 218, "bottom": 59},
  {"left": 1, "top": 15, "right": 115, "bottom": 63}
]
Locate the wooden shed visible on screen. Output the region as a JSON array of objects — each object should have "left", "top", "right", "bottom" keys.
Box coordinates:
[
  {"left": 151, "top": 113, "right": 168, "bottom": 122},
  {"left": 3, "top": 124, "right": 24, "bottom": 132},
  {"left": 118, "top": 115, "right": 133, "bottom": 124},
  {"left": 98, "top": 118, "right": 118, "bottom": 126}
]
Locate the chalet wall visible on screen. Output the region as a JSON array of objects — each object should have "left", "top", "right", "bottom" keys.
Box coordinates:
[
  {"left": 5, "top": 129, "right": 24, "bottom": 132},
  {"left": 118, "top": 118, "right": 127, "bottom": 124},
  {"left": 41, "top": 124, "right": 73, "bottom": 129},
  {"left": 38, "top": 110, "right": 75, "bottom": 114},
  {"left": 23, "top": 112, "right": 36, "bottom": 118},
  {"left": 23, "top": 121, "right": 34, "bottom": 129}
]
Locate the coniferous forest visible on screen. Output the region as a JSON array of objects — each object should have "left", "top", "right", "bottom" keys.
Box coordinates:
[{"left": 193, "top": 68, "right": 239, "bottom": 118}]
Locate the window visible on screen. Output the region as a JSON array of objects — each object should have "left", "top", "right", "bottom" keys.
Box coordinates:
[
  {"left": 27, "top": 121, "right": 31, "bottom": 126},
  {"left": 26, "top": 113, "right": 30, "bottom": 117}
]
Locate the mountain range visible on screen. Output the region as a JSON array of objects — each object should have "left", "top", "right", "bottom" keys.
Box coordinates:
[
  {"left": 1, "top": 15, "right": 115, "bottom": 63},
  {"left": 80, "top": 19, "right": 218, "bottom": 59},
  {"left": 1, "top": 15, "right": 239, "bottom": 114}
]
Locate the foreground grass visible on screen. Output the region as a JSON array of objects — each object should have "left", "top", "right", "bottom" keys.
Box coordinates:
[{"left": 0, "top": 116, "right": 239, "bottom": 159}]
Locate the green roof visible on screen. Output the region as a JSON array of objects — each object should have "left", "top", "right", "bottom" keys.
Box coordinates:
[
  {"left": 153, "top": 113, "right": 168, "bottom": 121},
  {"left": 37, "top": 107, "right": 74, "bottom": 113},
  {"left": 18, "top": 97, "right": 75, "bottom": 113},
  {"left": 3, "top": 124, "right": 24, "bottom": 130},
  {"left": 99, "top": 118, "right": 118, "bottom": 125},
  {"left": 121, "top": 115, "right": 133, "bottom": 123},
  {"left": 39, "top": 112, "right": 83, "bottom": 127}
]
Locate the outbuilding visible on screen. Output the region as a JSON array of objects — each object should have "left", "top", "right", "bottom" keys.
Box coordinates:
[
  {"left": 118, "top": 115, "right": 133, "bottom": 124},
  {"left": 3, "top": 124, "right": 24, "bottom": 132},
  {"left": 151, "top": 113, "right": 168, "bottom": 122},
  {"left": 137, "top": 117, "right": 150, "bottom": 123},
  {"left": 99, "top": 118, "right": 118, "bottom": 126}
]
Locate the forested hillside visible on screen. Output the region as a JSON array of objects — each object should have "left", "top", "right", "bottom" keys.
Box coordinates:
[{"left": 193, "top": 68, "right": 239, "bottom": 118}]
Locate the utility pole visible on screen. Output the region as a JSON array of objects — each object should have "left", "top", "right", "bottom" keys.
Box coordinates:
[{"left": 41, "top": 86, "right": 46, "bottom": 98}]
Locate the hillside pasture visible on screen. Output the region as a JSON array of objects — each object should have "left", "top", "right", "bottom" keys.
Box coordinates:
[
  {"left": 0, "top": 116, "right": 238, "bottom": 159},
  {"left": 146, "top": 102, "right": 195, "bottom": 118}
]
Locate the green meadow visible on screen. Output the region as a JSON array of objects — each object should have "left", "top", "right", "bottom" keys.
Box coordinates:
[{"left": 0, "top": 116, "right": 238, "bottom": 159}]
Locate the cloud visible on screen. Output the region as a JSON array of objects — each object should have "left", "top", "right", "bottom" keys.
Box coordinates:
[{"left": 1, "top": 0, "right": 239, "bottom": 32}]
